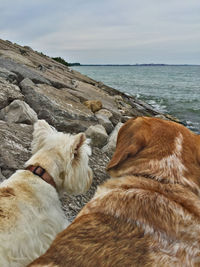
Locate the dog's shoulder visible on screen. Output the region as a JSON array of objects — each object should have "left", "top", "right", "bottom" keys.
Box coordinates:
[{"left": 0, "top": 185, "right": 18, "bottom": 231}]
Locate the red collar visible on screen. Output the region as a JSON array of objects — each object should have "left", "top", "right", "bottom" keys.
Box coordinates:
[{"left": 26, "top": 165, "right": 57, "bottom": 190}]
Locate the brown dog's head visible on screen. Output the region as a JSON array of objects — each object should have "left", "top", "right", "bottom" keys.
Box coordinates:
[{"left": 107, "top": 117, "right": 200, "bottom": 194}]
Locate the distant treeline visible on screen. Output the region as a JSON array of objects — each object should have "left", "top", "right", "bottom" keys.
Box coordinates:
[
  {"left": 51, "top": 57, "right": 197, "bottom": 67},
  {"left": 80, "top": 64, "right": 195, "bottom": 66},
  {"left": 52, "top": 57, "right": 80, "bottom": 66}
]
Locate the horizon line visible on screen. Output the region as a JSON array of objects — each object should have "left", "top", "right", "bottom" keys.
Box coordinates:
[{"left": 75, "top": 63, "right": 200, "bottom": 66}]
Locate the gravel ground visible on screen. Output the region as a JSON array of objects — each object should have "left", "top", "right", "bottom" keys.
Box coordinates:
[{"left": 61, "top": 147, "right": 111, "bottom": 222}]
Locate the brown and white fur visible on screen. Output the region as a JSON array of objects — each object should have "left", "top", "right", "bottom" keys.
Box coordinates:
[
  {"left": 29, "top": 117, "right": 200, "bottom": 267},
  {"left": 0, "top": 120, "right": 92, "bottom": 267}
]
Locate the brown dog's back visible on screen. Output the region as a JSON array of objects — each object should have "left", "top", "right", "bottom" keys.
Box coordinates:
[{"left": 29, "top": 176, "right": 200, "bottom": 266}]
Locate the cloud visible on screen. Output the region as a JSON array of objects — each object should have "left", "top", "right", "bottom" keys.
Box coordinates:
[{"left": 0, "top": 0, "right": 200, "bottom": 63}]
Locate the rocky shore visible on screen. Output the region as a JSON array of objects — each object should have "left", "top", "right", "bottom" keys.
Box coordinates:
[{"left": 0, "top": 39, "right": 173, "bottom": 221}]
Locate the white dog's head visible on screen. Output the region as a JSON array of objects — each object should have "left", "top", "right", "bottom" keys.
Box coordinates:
[{"left": 26, "top": 120, "right": 93, "bottom": 195}]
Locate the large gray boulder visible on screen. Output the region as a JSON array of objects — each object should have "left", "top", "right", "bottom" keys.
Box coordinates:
[
  {"left": 20, "top": 78, "right": 97, "bottom": 133},
  {"left": 0, "top": 77, "right": 24, "bottom": 109},
  {"left": 85, "top": 124, "right": 108, "bottom": 148},
  {"left": 0, "top": 99, "right": 38, "bottom": 124},
  {"left": 0, "top": 49, "right": 35, "bottom": 67},
  {"left": 95, "top": 113, "right": 114, "bottom": 134},
  {"left": 0, "top": 67, "right": 18, "bottom": 83},
  {"left": 95, "top": 109, "right": 115, "bottom": 133},
  {"left": 0, "top": 57, "right": 51, "bottom": 84},
  {"left": 0, "top": 120, "right": 32, "bottom": 178}
]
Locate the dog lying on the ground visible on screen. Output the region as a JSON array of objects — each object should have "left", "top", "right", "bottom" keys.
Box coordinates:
[
  {"left": 0, "top": 120, "right": 92, "bottom": 267},
  {"left": 28, "top": 117, "right": 200, "bottom": 267}
]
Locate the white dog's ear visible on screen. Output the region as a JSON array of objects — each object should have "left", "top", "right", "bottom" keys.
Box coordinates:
[
  {"left": 64, "top": 132, "right": 92, "bottom": 195},
  {"left": 72, "top": 133, "right": 86, "bottom": 156},
  {"left": 31, "top": 120, "right": 55, "bottom": 154}
]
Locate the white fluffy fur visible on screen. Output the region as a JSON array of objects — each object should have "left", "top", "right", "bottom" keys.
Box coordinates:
[{"left": 0, "top": 120, "right": 93, "bottom": 267}]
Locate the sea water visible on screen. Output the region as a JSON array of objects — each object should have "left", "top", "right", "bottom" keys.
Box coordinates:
[{"left": 72, "top": 65, "right": 200, "bottom": 133}]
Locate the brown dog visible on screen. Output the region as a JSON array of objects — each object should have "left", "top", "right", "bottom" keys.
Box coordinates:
[{"left": 28, "top": 117, "right": 200, "bottom": 267}]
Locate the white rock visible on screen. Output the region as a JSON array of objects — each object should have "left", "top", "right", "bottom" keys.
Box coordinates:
[
  {"left": 102, "top": 122, "right": 123, "bottom": 155},
  {"left": 0, "top": 77, "right": 24, "bottom": 109},
  {"left": 85, "top": 124, "right": 108, "bottom": 148},
  {"left": 95, "top": 109, "right": 113, "bottom": 119},
  {"left": 0, "top": 99, "right": 38, "bottom": 124},
  {"left": 95, "top": 113, "right": 114, "bottom": 134}
]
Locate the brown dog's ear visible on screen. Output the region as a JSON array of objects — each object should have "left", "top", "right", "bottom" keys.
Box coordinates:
[
  {"left": 195, "top": 135, "right": 200, "bottom": 165},
  {"left": 107, "top": 135, "right": 145, "bottom": 171}
]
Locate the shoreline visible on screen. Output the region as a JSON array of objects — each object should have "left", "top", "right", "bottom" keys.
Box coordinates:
[{"left": 72, "top": 64, "right": 200, "bottom": 134}]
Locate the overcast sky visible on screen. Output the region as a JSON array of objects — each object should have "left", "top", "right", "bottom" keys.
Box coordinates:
[{"left": 0, "top": 0, "right": 200, "bottom": 64}]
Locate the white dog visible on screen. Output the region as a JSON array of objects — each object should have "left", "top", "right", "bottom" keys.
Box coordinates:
[{"left": 0, "top": 120, "right": 93, "bottom": 267}]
